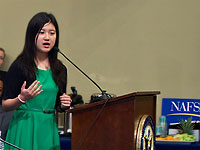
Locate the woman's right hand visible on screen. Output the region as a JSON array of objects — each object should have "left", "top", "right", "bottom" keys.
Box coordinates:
[
  {"left": 19, "top": 80, "right": 43, "bottom": 102},
  {"left": 2, "top": 80, "right": 43, "bottom": 111}
]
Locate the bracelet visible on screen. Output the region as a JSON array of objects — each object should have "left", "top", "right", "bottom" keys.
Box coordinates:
[{"left": 18, "top": 94, "right": 26, "bottom": 104}]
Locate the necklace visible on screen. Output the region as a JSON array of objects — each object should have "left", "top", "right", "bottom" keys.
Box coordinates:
[{"left": 37, "top": 64, "right": 50, "bottom": 70}]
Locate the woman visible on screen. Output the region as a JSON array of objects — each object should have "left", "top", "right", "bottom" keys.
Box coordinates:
[
  {"left": 2, "top": 12, "right": 71, "bottom": 150},
  {"left": 0, "top": 47, "right": 14, "bottom": 141}
]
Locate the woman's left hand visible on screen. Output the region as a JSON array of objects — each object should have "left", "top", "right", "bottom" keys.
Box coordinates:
[{"left": 60, "top": 93, "right": 72, "bottom": 108}]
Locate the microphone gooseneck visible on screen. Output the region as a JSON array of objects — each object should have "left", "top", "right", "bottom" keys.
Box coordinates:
[{"left": 54, "top": 47, "right": 111, "bottom": 100}]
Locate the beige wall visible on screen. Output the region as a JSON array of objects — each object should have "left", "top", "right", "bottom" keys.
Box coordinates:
[{"left": 1, "top": 0, "right": 200, "bottom": 124}]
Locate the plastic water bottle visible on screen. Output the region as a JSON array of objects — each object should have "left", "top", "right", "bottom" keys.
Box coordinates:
[
  {"left": 156, "top": 125, "right": 162, "bottom": 136},
  {"left": 160, "top": 116, "right": 167, "bottom": 137},
  {"left": 0, "top": 131, "right": 4, "bottom": 150}
]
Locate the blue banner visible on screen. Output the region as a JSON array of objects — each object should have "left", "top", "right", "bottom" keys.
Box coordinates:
[{"left": 161, "top": 98, "right": 200, "bottom": 125}]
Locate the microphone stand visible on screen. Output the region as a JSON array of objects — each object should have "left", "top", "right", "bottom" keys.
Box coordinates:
[
  {"left": 55, "top": 47, "right": 112, "bottom": 100},
  {"left": 0, "top": 137, "right": 23, "bottom": 150}
]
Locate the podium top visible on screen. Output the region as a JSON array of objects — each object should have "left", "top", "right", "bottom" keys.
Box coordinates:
[{"left": 68, "top": 91, "right": 160, "bottom": 113}]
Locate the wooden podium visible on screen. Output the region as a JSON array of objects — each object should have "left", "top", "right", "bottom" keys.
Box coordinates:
[{"left": 68, "top": 91, "right": 160, "bottom": 150}]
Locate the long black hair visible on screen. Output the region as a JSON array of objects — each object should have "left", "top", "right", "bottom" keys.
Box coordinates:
[{"left": 16, "top": 12, "right": 66, "bottom": 88}]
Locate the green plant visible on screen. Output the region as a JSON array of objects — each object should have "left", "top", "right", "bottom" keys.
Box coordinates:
[{"left": 178, "top": 116, "right": 194, "bottom": 135}]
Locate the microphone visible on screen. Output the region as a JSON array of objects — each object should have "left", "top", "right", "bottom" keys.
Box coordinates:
[{"left": 54, "top": 47, "right": 112, "bottom": 101}]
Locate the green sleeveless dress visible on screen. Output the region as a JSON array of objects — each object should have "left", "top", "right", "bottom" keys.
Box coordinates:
[{"left": 5, "top": 69, "right": 60, "bottom": 150}]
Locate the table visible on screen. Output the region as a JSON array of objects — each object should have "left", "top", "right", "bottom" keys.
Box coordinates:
[
  {"left": 60, "top": 135, "right": 71, "bottom": 150},
  {"left": 59, "top": 136, "right": 200, "bottom": 150},
  {"left": 155, "top": 141, "right": 200, "bottom": 150}
]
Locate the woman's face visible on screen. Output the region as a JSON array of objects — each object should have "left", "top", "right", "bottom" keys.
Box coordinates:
[
  {"left": 35, "top": 22, "right": 56, "bottom": 53},
  {"left": 0, "top": 50, "right": 5, "bottom": 67}
]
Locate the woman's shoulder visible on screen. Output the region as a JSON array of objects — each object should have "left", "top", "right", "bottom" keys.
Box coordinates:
[
  {"left": 8, "top": 59, "right": 22, "bottom": 71},
  {"left": 58, "top": 60, "right": 67, "bottom": 71},
  {"left": 7, "top": 59, "right": 25, "bottom": 77}
]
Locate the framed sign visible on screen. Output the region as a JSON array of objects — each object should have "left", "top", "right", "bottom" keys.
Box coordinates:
[{"left": 162, "top": 98, "right": 200, "bottom": 125}]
